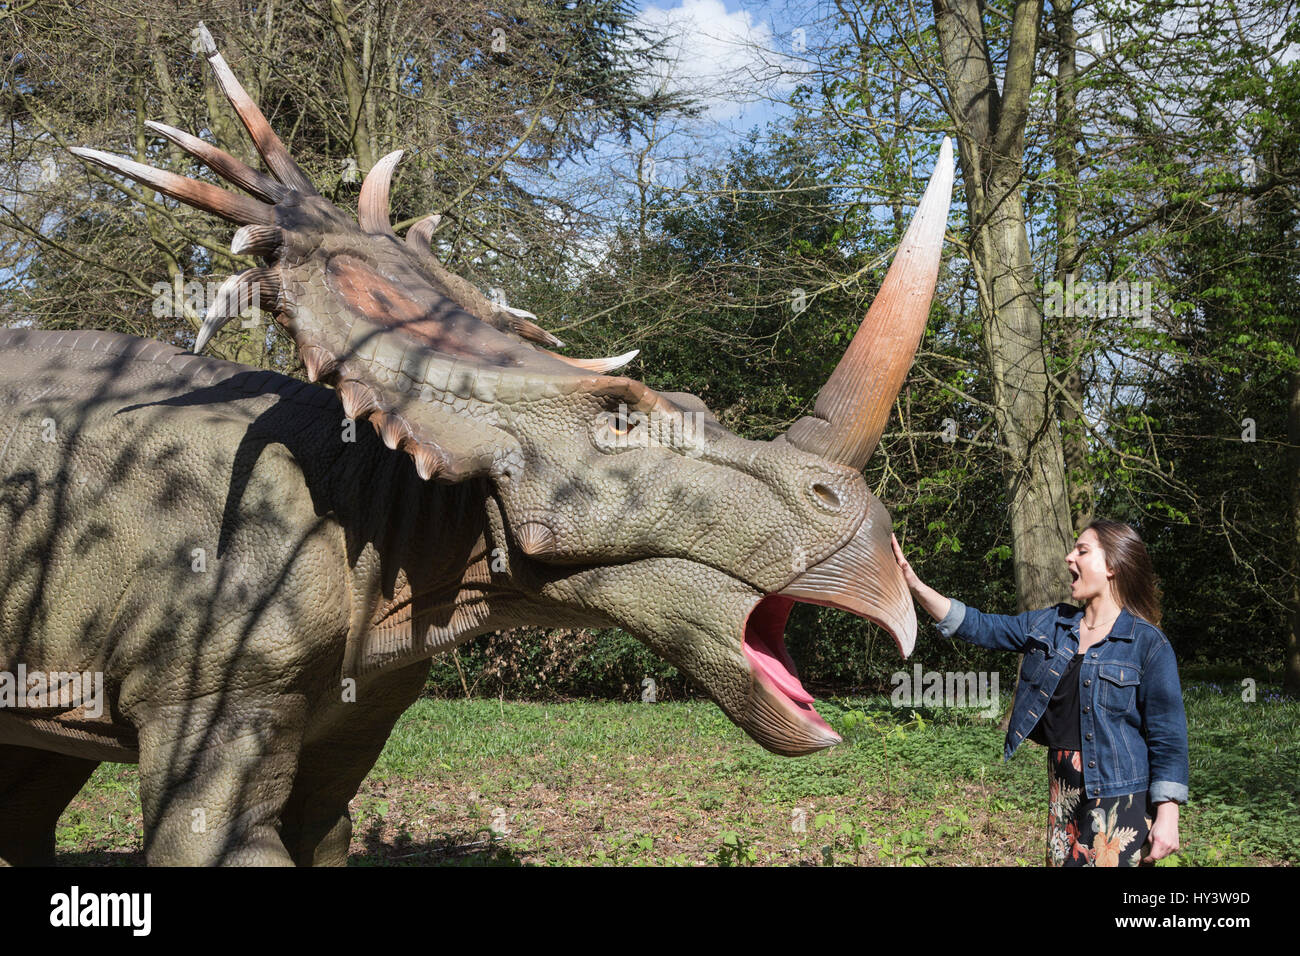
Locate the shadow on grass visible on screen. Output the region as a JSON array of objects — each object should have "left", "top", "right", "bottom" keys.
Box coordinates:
[
  {"left": 54, "top": 850, "right": 147, "bottom": 866},
  {"left": 52, "top": 823, "right": 528, "bottom": 867},
  {"left": 347, "top": 819, "right": 528, "bottom": 866},
  {"left": 53, "top": 843, "right": 525, "bottom": 868}
]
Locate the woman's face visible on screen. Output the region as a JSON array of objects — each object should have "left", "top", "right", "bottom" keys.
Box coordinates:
[{"left": 1066, "top": 529, "right": 1114, "bottom": 604}]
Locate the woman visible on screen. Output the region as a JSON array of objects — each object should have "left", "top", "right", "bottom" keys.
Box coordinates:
[{"left": 891, "top": 519, "right": 1189, "bottom": 867}]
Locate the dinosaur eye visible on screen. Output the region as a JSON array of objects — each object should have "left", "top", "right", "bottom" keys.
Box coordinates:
[
  {"left": 607, "top": 408, "right": 631, "bottom": 436},
  {"left": 593, "top": 406, "right": 638, "bottom": 452}
]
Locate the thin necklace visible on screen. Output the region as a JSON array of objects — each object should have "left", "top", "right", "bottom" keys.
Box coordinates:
[{"left": 1081, "top": 610, "right": 1119, "bottom": 631}]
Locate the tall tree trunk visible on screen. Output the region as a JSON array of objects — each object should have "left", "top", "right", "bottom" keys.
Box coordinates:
[
  {"left": 975, "top": 163, "right": 1076, "bottom": 611},
  {"left": 329, "top": 0, "right": 375, "bottom": 172},
  {"left": 934, "top": 0, "right": 1075, "bottom": 621},
  {"left": 935, "top": 0, "right": 1074, "bottom": 732},
  {"left": 1052, "top": 0, "right": 1092, "bottom": 533},
  {"left": 1287, "top": 368, "right": 1300, "bottom": 694}
]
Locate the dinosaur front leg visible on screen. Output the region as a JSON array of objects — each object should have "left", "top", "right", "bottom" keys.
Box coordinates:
[
  {"left": 134, "top": 695, "right": 306, "bottom": 866},
  {"left": 0, "top": 745, "right": 100, "bottom": 866},
  {"left": 279, "top": 660, "right": 432, "bottom": 866}
]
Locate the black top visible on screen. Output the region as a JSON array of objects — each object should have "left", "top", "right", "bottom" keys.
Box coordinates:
[{"left": 1028, "top": 652, "right": 1084, "bottom": 749}]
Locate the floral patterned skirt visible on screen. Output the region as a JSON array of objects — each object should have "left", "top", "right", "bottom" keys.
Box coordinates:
[{"left": 1046, "top": 748, "right": 1153, "bottom": 867}]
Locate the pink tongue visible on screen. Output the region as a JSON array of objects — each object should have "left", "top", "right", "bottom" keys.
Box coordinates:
[{"left": 744, "top": 643, "right": 815, "bottom": 704}]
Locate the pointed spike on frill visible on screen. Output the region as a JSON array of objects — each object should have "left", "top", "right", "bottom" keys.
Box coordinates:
[
  {"left": 358, "top": 149, "right": 404, "bottom": 235},
  {"left": 193, "top": 267, "right": 281, "bottom": 353},
  {"left": 231, "top": 224, "right": 284, "bottom": 257},
  {"left": 371, "top": 410, "right": 413, "bottom": 451},
  {"left": 211, "top": 267, "right": 280, "bottom": 314},
  {"left": 412, "top": 443, "right": 444, "bottom": 481},
  {"left": 405, "top": 213, "right": 441, "bottom": 251},
  {"left": 193, "top": 314, "right": 229, "bottom": 355},
  {"left": 193, "top": 21, "right": 317, "bottom": 195},
  {"left": 387, "top": 417, "right": 414, "bottom": 452},
  {"left": 499, "top": 307, "right": 565, "bottom": 349},
  {"left": 193, "top": 21, "right": 219, "bottom": 54},
  {"left": 143, "top": 120, "right": 286, "bottom": 203},
  {"left": 301, "top": 345, "right": 338, "bottom": 383},
  {"left": 69, "top": 147, "right": 275, "bottom": 225},
  {"left": 543, "top": 348, "right": 639, "bottom": 373}
]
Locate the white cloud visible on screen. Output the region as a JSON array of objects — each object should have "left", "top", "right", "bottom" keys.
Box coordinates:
[{"left": 631, "top": 0, "right": 793, "bottom": 118}]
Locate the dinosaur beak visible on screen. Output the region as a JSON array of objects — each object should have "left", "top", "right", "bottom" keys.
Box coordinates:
[{"left": 739, "top": 497, "right": 915, "bottom": 756}]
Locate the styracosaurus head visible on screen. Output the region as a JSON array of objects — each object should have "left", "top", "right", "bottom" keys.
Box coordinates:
[{"left": 72, "top": 23, "right": 953, "bottom": 758}]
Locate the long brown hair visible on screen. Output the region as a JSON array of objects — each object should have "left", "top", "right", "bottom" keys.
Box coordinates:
[{"left": 1086, "top": 518, "right": 1163, "bottom": 626}]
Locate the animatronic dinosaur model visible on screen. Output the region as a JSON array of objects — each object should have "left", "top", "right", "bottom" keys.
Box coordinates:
[{"left": 0, "top": 24, "right": 953, "bottom": 865}]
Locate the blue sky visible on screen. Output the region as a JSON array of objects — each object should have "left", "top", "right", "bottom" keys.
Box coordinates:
[
  {"left": 546, "top": 0, "right": 822, "bottom": 237},
  {"left": 628, "top": 0, "right": 802, "bottom": 130}
]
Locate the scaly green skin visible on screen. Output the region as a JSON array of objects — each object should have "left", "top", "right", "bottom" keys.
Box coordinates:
[{"left": 0, "top": 328, "right": 877, "bottom": 865}]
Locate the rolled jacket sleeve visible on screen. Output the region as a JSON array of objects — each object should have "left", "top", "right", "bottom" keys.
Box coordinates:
[
  {"left": 935, "top": 599, "right": 966, "bottom": 638},
  {"left": 939, "top": 600, "right": 1036, "bottom": 653},
  {"left": 1140, "top": 637, "right": 1191, "bottom": 805},
  {"left": 1149, "top": 779, "right": 1189, "bottom": 804}
]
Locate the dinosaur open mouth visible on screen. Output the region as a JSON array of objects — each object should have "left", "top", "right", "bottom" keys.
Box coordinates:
[
  {"left": 742, "top": 594, "right": 840, "bottom": 746},
  {"left": 737, "top": 508, "right": 918, "bottom": 756}
]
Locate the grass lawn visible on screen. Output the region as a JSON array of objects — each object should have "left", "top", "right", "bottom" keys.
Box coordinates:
[{"left": 54, "top": 679, "right": 1297, "bottom": 866}]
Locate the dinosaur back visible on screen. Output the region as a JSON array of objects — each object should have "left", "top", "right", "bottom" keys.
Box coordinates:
[{"left": 0, "top": 328, "right": 329, "bottom": 418}]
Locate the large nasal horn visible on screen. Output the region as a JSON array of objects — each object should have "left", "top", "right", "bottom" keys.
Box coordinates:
[{"left": 784, "top": 137, "right": 954, "bottom": 470}]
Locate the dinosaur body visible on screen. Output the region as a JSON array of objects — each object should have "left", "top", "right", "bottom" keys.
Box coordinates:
[
  {"left": 0, "top": 331, "right": 438, "bottom": 862},
  {"left": 0, "top": 24, "right": 953, "bottom": 865}
]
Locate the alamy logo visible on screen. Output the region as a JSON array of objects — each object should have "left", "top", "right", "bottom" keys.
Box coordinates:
[
  {"left": 1043, "top": 277, "right": 1153, "bottom": 320},
  {"left": 150, "top": 277, "right": 267, "bottom": 326},
  {"left": 0, "top": 666, "right": 104, "bottom": 718},
  {"left": 49, "top": 886, "right": 151, "bottom": 936},
  {"left": 891, "top": 665, "right": 1000, "bottom": 717},
  {"left": 593, "top": 402, "right": 706, "bottom": 457}
]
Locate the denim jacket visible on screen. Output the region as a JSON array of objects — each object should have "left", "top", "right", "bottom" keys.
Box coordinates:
[{"left": 936, "top": 600, "right": 1190, "bottom": 804}]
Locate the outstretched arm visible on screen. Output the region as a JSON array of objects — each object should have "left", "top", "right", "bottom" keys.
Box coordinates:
[{"left": 891, "top": 533, "right": 1035, "bottom": 652}]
